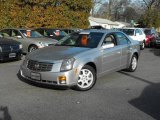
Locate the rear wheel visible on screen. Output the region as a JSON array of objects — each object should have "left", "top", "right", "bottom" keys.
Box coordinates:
[
  {"left": 127, "top": 54, "right": 138, "bottom": 72},
  {"left": 75, "top": 65, "right": 96, "bottom": 91},
  {"left": 140, "top": 41, "right": 145, "bottom": 50}
]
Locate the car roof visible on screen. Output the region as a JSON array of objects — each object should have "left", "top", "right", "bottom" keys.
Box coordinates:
[{"left": 79, "top": 29, "right": 119, "bottom": 34}]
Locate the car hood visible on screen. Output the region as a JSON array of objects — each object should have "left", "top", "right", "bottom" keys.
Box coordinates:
[
  {"left": 30, "top": 37, "right": 58, "bottom": 44},
  {"left": 0, "top": 38, "right": 20, "bottom": 45},
  {"left": 27, "top": 46, "right": 91, "bottom": 62}
]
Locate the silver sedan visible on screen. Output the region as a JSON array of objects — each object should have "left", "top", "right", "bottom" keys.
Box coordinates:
[
  {"left": 0, "top": 28, "right": 58, "bottom": 53},
  {"left": 19, "top": 30, "right": 140, "bottom": 91}
]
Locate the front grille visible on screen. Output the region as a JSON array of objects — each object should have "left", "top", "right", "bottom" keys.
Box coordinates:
[
  {"left": 27, "top": 60, "right": 53, "bottom": 72},
  {"left": 1, "top": 45, "right": 19, "bottom": 52}
]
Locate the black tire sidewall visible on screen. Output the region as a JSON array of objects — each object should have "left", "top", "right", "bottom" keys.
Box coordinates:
[
  {"left": 29, "top": 45, "right": 38, "bottom": 52},
  {"left": 128, "top": 55, "right": 138, "bottom": 72}
]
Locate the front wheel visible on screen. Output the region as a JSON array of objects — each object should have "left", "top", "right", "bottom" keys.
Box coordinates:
[
  {"left": 29, "top": 45, "right": 38, "bottom": 52},
  {"left": 127, "top": 54, "right": 138, "bottom": 72},
  {"left": 75, "top": 65, "right": 96, "bottom": 91}
]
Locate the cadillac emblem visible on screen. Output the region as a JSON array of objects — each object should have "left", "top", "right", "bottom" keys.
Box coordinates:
[{"left": 35, "top": 63, "right": 40, "bottom": 69}]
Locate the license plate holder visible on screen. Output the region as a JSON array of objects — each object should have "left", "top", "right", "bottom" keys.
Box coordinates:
[
  {"left": 9, "top": 53, "right": 16, "bottom": 58},
  {"left": 31, "top": 72, "right": 41, "bottom": 81}
]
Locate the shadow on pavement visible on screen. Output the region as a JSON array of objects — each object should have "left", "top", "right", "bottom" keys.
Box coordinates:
[
  {"left": 129, "top": 83, "right": 160, "bottom": 120},
  {"left": 149, "top": 47, "right": 160, "bottom": 56},
  {"left": 17, "top": 72, "right": 69, "bottom": 91},
  {"left": 120, "top": 71, "right": 160, "bottom": 120},
  {"left": 0, "top": 106, "right": 12, "bottom": 120}
]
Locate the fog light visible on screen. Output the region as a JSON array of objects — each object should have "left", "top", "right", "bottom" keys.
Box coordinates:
[{"left": 58, "top": 76, "right": 66, "bottom": 84}]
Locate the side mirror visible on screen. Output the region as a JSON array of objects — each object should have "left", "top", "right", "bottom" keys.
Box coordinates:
[
  {"left": 102, "top": 43, "right": 114, "bottom": 49},
  {"left": 17, "top": 35, "right": 22, "bottom": 39}
]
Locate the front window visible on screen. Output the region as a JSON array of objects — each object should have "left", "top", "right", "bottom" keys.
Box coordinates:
[
  {"left": 56, "top": 32, "right": 104, "bottom": 48},
  {"left": 119, "top": 29, "right": 135, "bottom": 36},
  {"left": 116, "top": 32, "right": 130, "bottom": 45},
  {"left": 20, "top": 30, "right": 43, "bottom": 38}
]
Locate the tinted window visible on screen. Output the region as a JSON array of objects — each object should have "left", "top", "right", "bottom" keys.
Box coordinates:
[
  {"left": 11, "top": 30, "right": 22, "bottom": 37},
  {"left": 116, "top": 32, "right": 129, "bottom": 45},
  {"left": 36, "top": 29, "right": 44, "bottom": 35}
]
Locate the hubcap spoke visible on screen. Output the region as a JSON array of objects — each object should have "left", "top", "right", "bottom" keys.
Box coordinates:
[
  {"left": 132, "top": 57, "right": 137, "bottom": 70},
  {"left": 77, "top": 69, "right": 94, "bottom": 89}
]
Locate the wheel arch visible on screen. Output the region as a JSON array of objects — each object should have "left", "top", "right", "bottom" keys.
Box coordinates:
[
  {"left": 28, "top": 44, "right": 38, "bottom": 52},
  {"left": 84, "top": 62, "right": 97, "bottom": 73}
]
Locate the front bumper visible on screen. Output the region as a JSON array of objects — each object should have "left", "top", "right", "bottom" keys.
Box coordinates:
[
  {"left": 0, "top": 50, "right": 22, "bottom": 61},
  {"left": 19, "top": 65, "right": 78, "bottom": 87}
]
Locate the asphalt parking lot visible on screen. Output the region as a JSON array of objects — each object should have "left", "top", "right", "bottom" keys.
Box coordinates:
[{"left": 0, "top": 48, "right": 160, "bottom": 120}]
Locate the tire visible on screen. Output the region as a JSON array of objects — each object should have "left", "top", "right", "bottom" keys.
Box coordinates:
[
  {"left": 140, "top": 41, "right": 145, "bottom": 50},
  {"left": 75, "top": 65, "right": 96, "bottom": 91},
  {"left": 127, "top": 54, "right": 138, "bottom": 72},
  {"left": 29, "top": 45, "right": 38, "bottom": 52},
  {"left": 16, "top": 54, "right": 22, "bottom": 61}
]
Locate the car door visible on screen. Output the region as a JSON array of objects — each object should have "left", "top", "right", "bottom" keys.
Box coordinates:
[
  {"left": 101, "top": 33, "right": 121, "bottom": 73},
  {"left": 115, "top": 32, "right": 131, "bottom": 68}
]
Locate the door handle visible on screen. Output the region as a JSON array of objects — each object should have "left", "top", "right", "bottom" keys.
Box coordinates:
[{"left": 117, "top": 51, "right": 121, "bottom": 54}]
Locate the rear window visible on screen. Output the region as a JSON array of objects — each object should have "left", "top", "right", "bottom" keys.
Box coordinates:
[{"left": 119, "top": 29, "right": 134, "bottom": 36}]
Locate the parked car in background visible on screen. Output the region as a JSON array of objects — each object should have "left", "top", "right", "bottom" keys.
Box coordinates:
[
  {"left": 0, "top": 37, "right": 22, "bottom": 62},
  {"left": 0, "top": 32, "right": 3, "bottom": 38},
  {"left": 0, "top": 28, "right": 58, "bottom": 53},
  {"left": 19, "top": 30, "right": 140, "bottom": 91},
  {"left": 90, "top": 25, "right": 106, "bottom": 29},
  {"left": 118, "top": 28, "right": 146, "bottom": 50},
  {"left": 35, "top": 28, "right": 68, "bottom": 41},
  {"left": 155, "top": 32, "right": 160, "bottom": 48},
  {"left": 143, "top": 28, "right": 158, "bottom": 47},
  {"left": 60, "top": 28, "right": 81, "bottom": 34}
]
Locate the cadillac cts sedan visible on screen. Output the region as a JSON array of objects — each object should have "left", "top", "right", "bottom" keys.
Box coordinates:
[{"left": 19, "top": 30, "right": 140, "bottom": 91}]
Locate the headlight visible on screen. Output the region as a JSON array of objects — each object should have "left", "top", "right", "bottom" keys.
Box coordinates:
[
  {"left": 60, "top": 58, "right": 75, "bottom": 72},
  {"left": 19, "top": 44, "right": 23, "bottom": 49},
  {"left": 22, "top": 59, "right": 28, "bottom": 67},
  {"left": 38, "top": 42, "right": 48, "bottom": 48}
]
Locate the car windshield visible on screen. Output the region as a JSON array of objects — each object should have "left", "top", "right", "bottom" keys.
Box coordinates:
[
  {"left": 144, "top": 29, "right": 151, "bottom": 35},
  {"left": 55, "top": 32, "right": 104, "bottom": 48},
  {"left": 20, "top": 30, "right": 43, "bottom": 38},
  {"left": 119, "top": 29, "right": 134, "bottom": 36}
]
